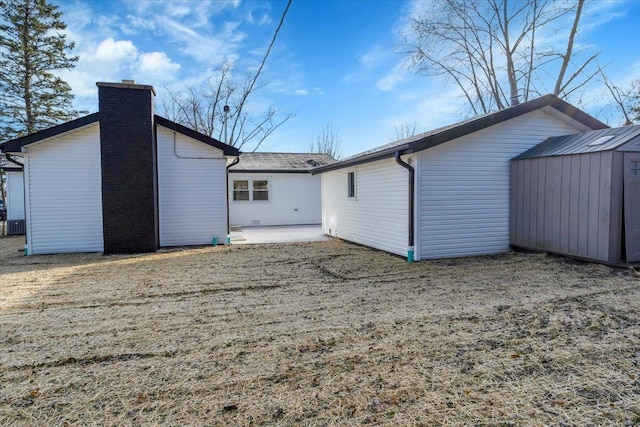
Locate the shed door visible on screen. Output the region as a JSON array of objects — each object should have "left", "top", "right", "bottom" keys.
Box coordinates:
[{"left": 624, "top": 153, "right": 640, "bottom": 262}]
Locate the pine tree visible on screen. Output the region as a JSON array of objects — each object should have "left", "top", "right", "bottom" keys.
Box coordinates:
[{"left": 0, "top": 0, "right": 78, "bottom": 140}]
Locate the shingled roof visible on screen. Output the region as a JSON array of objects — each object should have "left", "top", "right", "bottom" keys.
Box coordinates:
[
  {"left": 312, "top": 94, "right": 608, "bottom": 174},
  {"left": 230, "top": 152, "right": 336, "bottom": 173}
]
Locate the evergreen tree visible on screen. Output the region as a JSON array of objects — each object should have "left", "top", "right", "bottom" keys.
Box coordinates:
[{"left": 0, "top": 0, "right": 78, "bottom": 140}]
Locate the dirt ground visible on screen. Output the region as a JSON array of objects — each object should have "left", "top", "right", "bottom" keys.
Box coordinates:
[{"left": 1, "top": 235, "right": 639, "bottom": 426}]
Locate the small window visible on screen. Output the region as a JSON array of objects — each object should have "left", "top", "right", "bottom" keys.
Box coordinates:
[
  {"left": 632, "top": 160, "right": 640, "bottom": 176},
  {"left": 347, "top": 172, "right": 355, "bottom": 198},
  {"left": 253, "top": 180, "right": 269, "bottom": 201},
  {"left": 233, "top": 180, "right": 249, "bottom": 201}
]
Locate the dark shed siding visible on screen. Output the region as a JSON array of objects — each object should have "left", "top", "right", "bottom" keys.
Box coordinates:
[{"left": 511, "top": 152, "right": 623, "bottom": 263}]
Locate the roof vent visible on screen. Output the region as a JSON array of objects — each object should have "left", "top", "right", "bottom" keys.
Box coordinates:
[
  {"left": 307, "top": 159, "right": 319, "bottom": 167},
  {"left": 588, "top": 135, "right": 615, "bottom": 146},
  {"left": 122, "top": 79, "right": 136, "bottom": 84}
]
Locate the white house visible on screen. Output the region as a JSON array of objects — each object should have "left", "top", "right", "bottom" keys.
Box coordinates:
[
  {"left": 0, "top": 81, "right": 240, "bottom": 255},
  {"left": 312, "top": 95, "right": 608, "bottom": 261},
  {"left": 1, "top": 162, "right": 25, "bottom": 235},
  {"left": 228, "top": 152, "right": 334, "bottom": 227}
]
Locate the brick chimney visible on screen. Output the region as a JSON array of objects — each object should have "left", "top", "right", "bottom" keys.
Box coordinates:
[{"left": 97, "top": 81, "right": 158, "bottom": 254}]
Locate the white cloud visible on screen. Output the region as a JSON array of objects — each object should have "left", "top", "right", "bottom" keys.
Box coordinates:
[
  {"left": 139, "top": 52, "right": 180, "bottom": 74},
  {"left": 94, "top": 38, "right": 138, "bottom": 63},
  {"left": 358, "top": 45, "right": 386, "bottom": 70},
  {"left": 376, "top": 62, "right": 409, "bottom": 92},
  {"left": 157, "top": 16, "right": 245, "bottom": 64},
  {"left": 247, "top": 8, "right": 271, "bottom": 26}
]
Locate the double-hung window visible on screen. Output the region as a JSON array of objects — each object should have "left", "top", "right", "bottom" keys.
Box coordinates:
[
  {"left": 233, "top": 180, "right": 249, "bottom": 201},
  {"left": 233, "top": 179, "right": 269, "bottom": 201},
  {"left": 253, "top": 180, "right": 269, "bottom": 201}
]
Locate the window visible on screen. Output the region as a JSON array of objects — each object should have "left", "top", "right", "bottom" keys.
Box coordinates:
[
  {"left": 252, "top": 180, "right": 269, "bottom": 201},
  {"left": 233, "top": 179, "right": 269, "bottom": 201},
  {"left": 632, "top": 160, "right": 640, "bottom": 176},
  {"left": 347, "top": 172, "right": 355, "bottom": 198},
  {"left": 233, "top": 180, "right": 249, "bottom": 201}
]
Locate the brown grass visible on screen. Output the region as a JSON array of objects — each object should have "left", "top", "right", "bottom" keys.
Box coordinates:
[{"left": 1, "top": 235, "right": 639, "bottom": 426}]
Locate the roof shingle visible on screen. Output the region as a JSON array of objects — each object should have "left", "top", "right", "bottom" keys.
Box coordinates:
[{"left": 230, "top": 152, "right": 336, "bottom": 172}]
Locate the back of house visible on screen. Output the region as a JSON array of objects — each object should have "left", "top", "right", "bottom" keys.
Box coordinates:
[
  {"left": 0, "top": 81, "right": 240, "bottom": 255},
  {"left": 228, "top": 152, "right": 334, "bottom": 227}
]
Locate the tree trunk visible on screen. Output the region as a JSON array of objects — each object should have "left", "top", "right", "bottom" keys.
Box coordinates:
[{"left": 554, "top": 0, "right": 584, "bottom": 96}]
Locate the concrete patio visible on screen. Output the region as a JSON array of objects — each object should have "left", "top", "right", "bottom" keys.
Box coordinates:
[{"left": 229, "top": 224, "right": 331, "bottom": 245}]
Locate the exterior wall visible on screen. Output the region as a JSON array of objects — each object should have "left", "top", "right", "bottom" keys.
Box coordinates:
[
  {"left": 6, "top": 170, "right": 25, "bottom": 220},
  {"left": 229, "top": 172, "right": 321, "bottom": 226},
  {"left": 418, "top": 110, "right": 583, "bottom": 259},
  {"left": 157, "top": 126, "right": 228, "bottom": 247},
  {"left": 321, "top": 156, "right": 413, "bottom": 257},
  {"left": 24, "top": 125, "right": 103, "bottom": 254},
  {"left": 511, "top": 152, "right": 623, "bottom": 263}
]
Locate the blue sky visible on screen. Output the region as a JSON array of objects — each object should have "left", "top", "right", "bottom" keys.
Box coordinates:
[{"left": 54, "top": 0, "right": 640, "bottom": 157}]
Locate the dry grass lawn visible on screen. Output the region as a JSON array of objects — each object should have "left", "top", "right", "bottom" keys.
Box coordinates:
[{"left": 1, "top": 235, "right": 639, "bottom": 426}]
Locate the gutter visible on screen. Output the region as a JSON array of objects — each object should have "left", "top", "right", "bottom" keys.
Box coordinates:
[
  {"left": 311, "top": 143, "right": 412, "bottom": 175},
  {"left": 5, "top": 154, "right": 24, "bottom": 168},
  {"left": 394, "top": 151, "right": 415, "bottom": 262}
]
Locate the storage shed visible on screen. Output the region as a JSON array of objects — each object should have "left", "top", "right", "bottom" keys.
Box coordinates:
[
  {"left": 511, "top": 125, "right": 640, "bottom": 264},
  {"left": 0, "top": 81, "right": 240, "bottom": 255},
  {"left": 229, "top": 152, "right": 334, "bottom": 227}
]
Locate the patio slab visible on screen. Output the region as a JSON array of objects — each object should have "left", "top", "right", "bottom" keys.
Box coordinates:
[{"left": 229, "top": 224, "right": 331, "bottom": 245}]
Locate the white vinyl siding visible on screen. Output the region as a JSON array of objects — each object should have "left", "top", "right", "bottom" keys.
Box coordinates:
[
  {"left": 321, "top": 157, "right": 412, "bottom": 257},
  {"left": 6, "top": 170, "right": 25, "bottom": 221},
  {"left": 25, "top": 125, "right": 103, "bottom": 254},
  {"left": 418, "top": 110, "right": 584, "bottom": 259},
  {"left": 229, "top": 173, "right": 322, "bottom": 226},
  {"left": 157, "top": 126, "right": 228, "bottom": 247}
]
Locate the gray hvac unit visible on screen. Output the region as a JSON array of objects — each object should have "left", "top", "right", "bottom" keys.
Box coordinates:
[{"left": 7, "top": 220, "right": 26, "bottom": 235}]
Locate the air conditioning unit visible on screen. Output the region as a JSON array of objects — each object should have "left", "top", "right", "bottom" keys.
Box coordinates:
[{"left": 8, "top": 220, "right": 26, "bottom": 235}]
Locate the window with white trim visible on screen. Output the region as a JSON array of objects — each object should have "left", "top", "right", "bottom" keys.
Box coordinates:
[
  {"left": 252, "top": 180, "right": 269, "bottom": 201},
  {"left": 347, "top": 172, "right": 355, "bottom": 198},
  {"left": 233, "top": 179, "right": 269, "bottom": 201},
  {"left": 233, "top": 180, "right": 249, "bottom": 201},
  {"left": 632, "top": 160, "right": 640, "bottom": 176}
]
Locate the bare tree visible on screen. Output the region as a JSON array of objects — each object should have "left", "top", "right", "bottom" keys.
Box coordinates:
[
  {"left": 308, "top": 122, "right": 342, "bottom": 159},
  {"left": 393, "top": 121, "right": 417, "bottom": 141},
  {"left": 401, "top": 0, "right": 597, "bottom": 114},
  {"left": 598, "top": 73, "right": 640, "bottom": 126},
  {"left": 158, "top": 0, "right": 292, "bottom": 151},
  {"left": 599, "top": 73, "right": 638, "bottom": 126}
]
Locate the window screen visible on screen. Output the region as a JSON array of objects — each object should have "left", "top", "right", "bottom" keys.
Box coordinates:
[
  {"left": 253, "top": 180, "right": 269, "bottom": 201},
  {"left": 233, "top": 180, "right": 249, "bottom": 200}
]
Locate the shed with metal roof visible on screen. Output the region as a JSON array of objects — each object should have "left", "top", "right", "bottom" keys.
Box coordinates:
[{"left": 510, "top": 125, "right": 640, "bottom": 263}]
